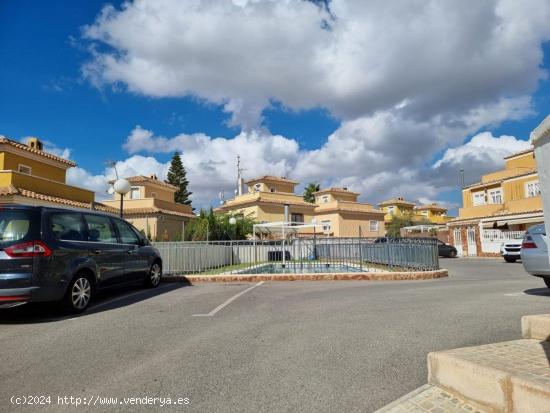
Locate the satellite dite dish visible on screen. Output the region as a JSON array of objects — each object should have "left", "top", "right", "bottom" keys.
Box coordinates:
[{"left": 107, "top": 186, "right": 115, "bottom": 195}]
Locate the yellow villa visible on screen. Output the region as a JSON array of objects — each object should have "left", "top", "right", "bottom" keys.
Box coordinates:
[
  {"left": 413, "top": 203, "right": 453, "bottom": 225},
  {"left": 448, "top": 147, "right": 543, "bottom": 257},
  {"left": 313, "top": 188, "right": 385, "bottom": 237},
  {"left": 378, "top": 197, "right": 417, "bottom": 223},
  {"left": 102, "top": 175, "right": 195, "bottom": 241},
  {"left": 378, "top": 197, "right": 453, "bottom": 226},
  {"left": 0, "top": 136, "right": 110, "bottom": 210},
  {"left": 217, "top": 175, "right": 385, "bottom": 237}
]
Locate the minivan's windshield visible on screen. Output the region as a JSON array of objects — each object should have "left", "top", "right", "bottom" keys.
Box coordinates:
[{"left": 0, "top": 210, "right": 37, "bottom": 246}]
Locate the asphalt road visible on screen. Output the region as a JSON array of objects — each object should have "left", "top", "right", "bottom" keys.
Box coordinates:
[{"left": 1, "top": 258, "right": 549, "bottom": 413}]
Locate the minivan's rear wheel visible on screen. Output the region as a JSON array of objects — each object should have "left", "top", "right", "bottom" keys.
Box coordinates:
[
  {"left": 145, "top": 262, "right": 162, "bottom": 288},
  {"left": 63, "top": 273, "right": 92, "bottom": 313}
]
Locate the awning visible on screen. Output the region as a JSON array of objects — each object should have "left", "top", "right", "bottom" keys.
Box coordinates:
[{"left": 482, "top": 217, "right": 544, "bottom": 228}]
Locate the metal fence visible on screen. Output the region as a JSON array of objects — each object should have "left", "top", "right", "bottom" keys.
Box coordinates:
[{"left": 153, "top": 237, "right": 439, "bottom": 275}]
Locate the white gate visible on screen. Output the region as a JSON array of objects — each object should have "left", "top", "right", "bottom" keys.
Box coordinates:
[
  {"left": 467, "top": 226, "right": 477, "bottom": 256},
  {"left": 453, "top": 228, "right": 463, "bottom": 256}
]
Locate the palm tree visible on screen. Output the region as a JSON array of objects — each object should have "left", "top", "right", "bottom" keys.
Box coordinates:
[{"left": 303, "top": 182, "right": 320, "bottom": 203}]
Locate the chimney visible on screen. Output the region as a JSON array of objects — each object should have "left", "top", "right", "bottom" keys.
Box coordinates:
[
  {"left": 150, "top": 174, "right": 158, "bottom": 180},
  {"left": 27, "top": 137, "right": 43, "bottom": 151}
]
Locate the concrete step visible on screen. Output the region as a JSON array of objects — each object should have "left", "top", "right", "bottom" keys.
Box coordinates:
[
  {"left": 374, "top": 384, "right": 488, "bottom": 412},
  {"left": 522, "top": 313, "right": 550, "bottom": 341},
  {"left": 428, "top": 339, "right": 550, "bottom": 413}
]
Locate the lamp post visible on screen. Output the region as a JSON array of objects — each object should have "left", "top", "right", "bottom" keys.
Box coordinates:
[
  {"left": 113, "top": 178, "right": 131, "bottom": 218},
  {"left": 228, "top": 216, "right": 238, "bottom": 266},
  {"left": 311, "top": 218, "right": 318, "bottom": 260}
]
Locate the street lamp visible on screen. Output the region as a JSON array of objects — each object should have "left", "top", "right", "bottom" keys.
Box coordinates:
[
  {"left": 311, "top": 218, "right": 318, "bottom": 260},
  {"left": 113, "top": 178, "right": 131, "bottom": 218}
]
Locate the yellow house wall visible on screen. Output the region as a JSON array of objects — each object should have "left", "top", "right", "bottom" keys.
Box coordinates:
[
  {"left": 143, "top": 185, "right": 174, "bottom": 202},
  {"left": 315, "top": 193, "right": 336, "bottom": 203},
  {"left": 315, "top": 192, "right": 357, "bottom": 203},
  {"left": 335, "top": 213, "right": 385, "bottom": 237},
  {"left": 459, "top": 173, "right": 540, "bottom": 220},
  {"left": 125, "top": 215, "right": 187, "bottom": 241},
  {"left": 505, "top": 152, "right": 536, "bottom": 170},
  {"left": 0, "top": 152, "right": 66, "bottom": 182},
  {"left": 257, "top": 204, "right": 316, "bottom": 223},
  {"left": 0, "top": 170, "right": 94, "bottom": 203},
  {"left": 502, "top": 174, "right": 539, "bottom": 202},
  {"left": 247, "top": 181, "right": 295, "bottom": 194},
  {"left": 113, "top": 183, "right": 175, "bottom": 203},
  {"left": 381, "top": 204, "right": 415, "bottom": 222}
]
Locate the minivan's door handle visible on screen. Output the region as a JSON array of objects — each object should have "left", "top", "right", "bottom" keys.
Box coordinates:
[
  {"left": 127, "top": 249, "right": 137, "bottom": 254},
  {"left": 92, "top": 249, "right": 101, "bottom": 254}
]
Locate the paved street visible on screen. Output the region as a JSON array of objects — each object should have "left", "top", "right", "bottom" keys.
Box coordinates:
[{"left": 1, "top": 258, "right": 549, "bottom": 412}]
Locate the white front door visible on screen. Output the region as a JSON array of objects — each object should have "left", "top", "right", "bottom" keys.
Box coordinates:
[
  {"left": 467, "top": 226, "right": 477, "bottom": 256},
  {"left": 453, "top": 228, "right": 463, "bottom": 256}
]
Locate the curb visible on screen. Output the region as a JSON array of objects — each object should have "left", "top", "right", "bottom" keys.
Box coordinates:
[{"left": 163, "top": 269, "right": 448, "bottom": 283}]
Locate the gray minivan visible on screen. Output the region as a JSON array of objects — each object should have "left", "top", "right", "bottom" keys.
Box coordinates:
[{"left": 0, "top": 205, "right": 162, "bottom": 313}]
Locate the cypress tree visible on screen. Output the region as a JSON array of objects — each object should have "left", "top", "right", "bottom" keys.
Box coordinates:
[{"left": 166, "top": 151, "right": 192, "bottom": 206}]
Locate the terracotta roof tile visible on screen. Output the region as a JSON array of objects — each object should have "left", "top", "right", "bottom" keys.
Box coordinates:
[
  {"left": 313, "top": 187, "right": 360, "bottom": 196},
  {"left": 449, "top": 208, "right": 543, "bottom": 223},
  {"left": 0, "top": 185, "right": 118, "bottom": 213},
  {"left": 503, "top": 147, "right": 534, "bottom": 159},
  {"left": 245, "top": 175, "right": 299, "bottom": 185},
  {"left": 378, "top": 197, "right": 416, "bottom": 207},
  {"left": 109, "top": 175, "right": 178, "bottom": 190},
  {"left": 121, "top": 207, "right": 196, "bottom": 218},
  {"left": 0, "top": 136, "right": 76, "bottom": 167}
]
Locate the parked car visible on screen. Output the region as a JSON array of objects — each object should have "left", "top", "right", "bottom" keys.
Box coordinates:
[
  {"left": 521, "top": 224, "right": 550, "bottom": 289},
  {"left": 436, "top": 240, "right": 457, "bottom": 258},
  {"left": 500, "top": 237, "right": 523, "bottom": 263},
  {"left": 0, "top": 205, "right": 162, "bottom": 313}
]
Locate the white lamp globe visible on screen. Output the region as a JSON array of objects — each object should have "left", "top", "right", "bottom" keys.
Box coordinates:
[
  {"left": 229, "top": 217, "right": 237, "bottom": 226},
  {"left": 113, "top": 178, "right": 131, "bottom": 195}
]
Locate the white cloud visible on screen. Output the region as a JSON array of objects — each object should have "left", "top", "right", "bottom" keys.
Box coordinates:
[
  {"left": 76, "top": 0, "right": 550, "bottom": 208},
  {"left": 66, "top": 167, "right": 110, "bottom": 200},
  {"left": 99, "top": 125, "right": 527, "bottom": 209},
  {"left": 66, "top": 155, "right": 171, "bottom": 201},
  {"left": 433, "top": 132, "right": 531, "bottom": 169},
  {"left": 82, "top": 0, "right": 550, "bottom": 128}
]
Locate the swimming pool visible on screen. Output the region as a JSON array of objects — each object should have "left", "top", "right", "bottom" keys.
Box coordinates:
[{"left": 231, "top": 262, "right": 368, "bottom": 274}]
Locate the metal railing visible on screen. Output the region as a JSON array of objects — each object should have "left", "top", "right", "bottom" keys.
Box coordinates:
[
  {"left": 481, "top": 229, "right": 525, "bottom": 241},
  {"left": 153, "top": 237, "right": 439, "bottom": 275}
]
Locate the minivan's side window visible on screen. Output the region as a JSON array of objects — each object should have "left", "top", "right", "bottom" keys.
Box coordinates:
[
  {"left": 0, "top": 211, "right": 32, "bottom": 243},
  {"left": 83, "top": 215, "right": 117, "bottom": 243},
  {"left": 49, "top": 213, "right": 86, "bottom": 241},
  {"left": 112, "top": 219, "right": 140, "bottom": 245}
]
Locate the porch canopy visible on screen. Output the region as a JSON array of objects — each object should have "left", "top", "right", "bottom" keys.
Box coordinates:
[
  {"left": 401, "top": 224, "right": 445, "bottom": 233},
  {"left": 252, "top": 221, "right": 324, "bottom": 238}
]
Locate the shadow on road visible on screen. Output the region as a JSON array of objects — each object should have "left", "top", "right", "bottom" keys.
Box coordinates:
[
  {"left": 0, "top": 281, "right": 190, "bottom": 325},
  {"left": 523, "top": 287, "right": 550, "bottom": 297}
]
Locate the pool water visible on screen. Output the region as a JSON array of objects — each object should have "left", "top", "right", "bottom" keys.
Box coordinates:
[{"left": 233, "top": 262, "right": 367, "bottom": 274}]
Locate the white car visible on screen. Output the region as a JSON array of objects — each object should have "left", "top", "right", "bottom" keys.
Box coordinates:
[
  {"left": 521, "top": 224, "right": 550, "bottom": 289},
  {"left": 500, "top": 237, "right": 523, "bottom": 263}
]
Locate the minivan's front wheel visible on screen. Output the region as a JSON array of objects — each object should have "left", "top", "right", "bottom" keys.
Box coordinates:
[
  {"left": 145, "top": 262, "right": 162, "bottom": 288},
  {"left": 64, "top": 273, "right": 92, "bottom": 313}
]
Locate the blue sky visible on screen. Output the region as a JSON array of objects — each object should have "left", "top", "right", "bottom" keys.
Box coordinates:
[{"left": 1, "top": 0, "right": 549, "bottom": 212}]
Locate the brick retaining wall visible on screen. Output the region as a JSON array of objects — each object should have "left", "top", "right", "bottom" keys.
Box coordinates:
[{"left": 164, "top": 269, "right": 448, "bottom": 283}]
